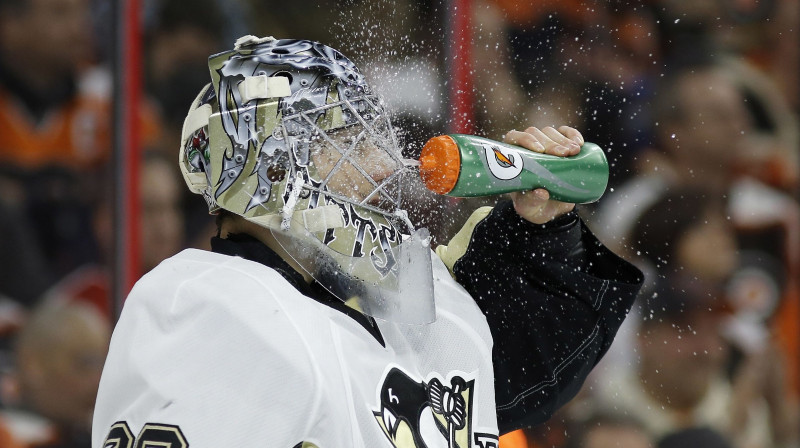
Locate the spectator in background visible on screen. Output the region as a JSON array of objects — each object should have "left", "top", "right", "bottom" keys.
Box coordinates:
[
  {"left": 2, "top": 299, "right": 109, "bottom": 448},
  {"left": 597, "top": 61, "right": 756, "bottom": 243},
  {"left": 0, "top": 0, "right": 163, "bottom": 297},
  {"left": 597, "top": 275, "right": 743, "bottom": 446},
  {"left": 629, "top": 190, "right": 737, "bottom": 286},
  {"left": 594, "top": 59, "right": 800, "bottom": 396},
  {"left": 656, "top": 0, "right": 800, "bottom": 192},
  {"left": 0, "top": 0, "right": 100, "bottom": 169},
  {"left": 641, "top": 0, "right": 799, "bottom": 192},
  {"left": 654, "top": 0, "right": 795, "bottom": 115},
  {"left": 0, "top": 0, "right": 104, "bottom": 290},
  {"left": 594, "top": 188, "right": 798, "bottom": 448}
]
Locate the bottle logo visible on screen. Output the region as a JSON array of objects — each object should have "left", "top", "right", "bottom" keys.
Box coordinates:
[{"left": 482, "top": 144, "right": 524, "bottom": 180}]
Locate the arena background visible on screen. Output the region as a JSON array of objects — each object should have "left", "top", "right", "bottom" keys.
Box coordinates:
[{"left": 0, "top": 0, "right": 796, "bottom": 447}]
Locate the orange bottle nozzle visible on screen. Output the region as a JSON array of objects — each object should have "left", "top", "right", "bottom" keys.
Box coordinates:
[{"left": 419, "top": 135, "right": 461, "bottom": 194}]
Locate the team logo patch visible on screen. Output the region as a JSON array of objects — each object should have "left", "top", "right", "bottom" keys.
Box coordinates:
[
  {"left": 482, "top": 144, "right": 523, "bottom": 180},
  {"left": 373, "top": 367, "right": 497, "bottom": 448}
]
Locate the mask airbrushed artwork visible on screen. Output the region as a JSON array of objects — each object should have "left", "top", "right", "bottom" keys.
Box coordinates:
[{"left": 179, "top": 36, "right": 435, "bottom": 324}]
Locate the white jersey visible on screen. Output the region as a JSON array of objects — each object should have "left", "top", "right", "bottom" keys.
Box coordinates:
[{"left": 92, "top": 248, "right": 500, "bottom": 448}]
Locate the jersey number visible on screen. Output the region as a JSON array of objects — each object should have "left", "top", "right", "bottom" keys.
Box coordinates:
[{"left": 103, "top": 422, "right": 188, "bottom": 448}]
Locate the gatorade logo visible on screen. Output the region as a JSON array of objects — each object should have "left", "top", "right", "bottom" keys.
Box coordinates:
[{"left": 483, "top": 144, "right": 524, "bottom": 180}]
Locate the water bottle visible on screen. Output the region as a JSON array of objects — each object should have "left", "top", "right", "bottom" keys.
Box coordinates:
[{"left": 418, "top": 134, "right": 609, "bottom": 204}]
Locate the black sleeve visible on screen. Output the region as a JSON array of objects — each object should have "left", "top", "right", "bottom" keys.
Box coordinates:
[{"left": 452, "top": 201, "right": 643, "bottom": 434}]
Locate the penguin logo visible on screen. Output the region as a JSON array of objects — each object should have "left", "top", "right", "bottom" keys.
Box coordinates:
[
  {"left": 482, "top": 144, "right": 524, "bottom": 180},
  {"left": 373, "top": 367, "right": 477, "bottom": 448}
]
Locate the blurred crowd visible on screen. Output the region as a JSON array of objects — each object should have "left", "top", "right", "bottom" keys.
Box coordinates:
[{"left": 0, "top": 0, "right": 796, "bottom": 447}]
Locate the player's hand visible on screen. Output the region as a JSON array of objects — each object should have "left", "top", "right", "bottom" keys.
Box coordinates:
[{"left": 503, "top": 126, "right": 582, "bottom": 224}]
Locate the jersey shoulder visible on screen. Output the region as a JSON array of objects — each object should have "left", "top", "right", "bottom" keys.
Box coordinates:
[
  {"left": 94, "top": 249, "right": 329, "bottom": 447},
  {"left": 129, "top": 248, "right": 316, "bottom": 323}
]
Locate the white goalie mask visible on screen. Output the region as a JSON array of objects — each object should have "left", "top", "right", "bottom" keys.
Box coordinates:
[{"left": 179, "top": 36, "right": 435, "bottom": 324}]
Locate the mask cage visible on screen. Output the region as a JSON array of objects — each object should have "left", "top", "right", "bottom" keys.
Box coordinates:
[{"left": 281, "top": 92, "right": 411, "bottom": 232}]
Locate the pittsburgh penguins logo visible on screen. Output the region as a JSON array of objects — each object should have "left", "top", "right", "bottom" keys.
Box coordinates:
[
  {"left": 373, "top": 367, "right": 482, "bottom": 448},
  {"left": 482, "top": 144, "right": 524, "bottom": 180}
]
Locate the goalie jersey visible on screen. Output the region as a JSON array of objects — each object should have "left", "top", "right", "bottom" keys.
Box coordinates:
[{"left": 93, "top": 202, "right": 643, "bottom": 448}]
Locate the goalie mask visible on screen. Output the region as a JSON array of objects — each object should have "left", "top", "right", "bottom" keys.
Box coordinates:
[{"left": 179, "top": 36, "right": 435, "bottom": 324}]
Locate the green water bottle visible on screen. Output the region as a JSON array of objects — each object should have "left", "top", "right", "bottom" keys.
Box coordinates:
[{"left": 418, "top": 134, "right": 609, "bottom": 203}]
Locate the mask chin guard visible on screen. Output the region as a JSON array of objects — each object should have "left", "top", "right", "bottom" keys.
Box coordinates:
[{"left": 270, "top": 223, "right": 436, "bottom": 325}]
